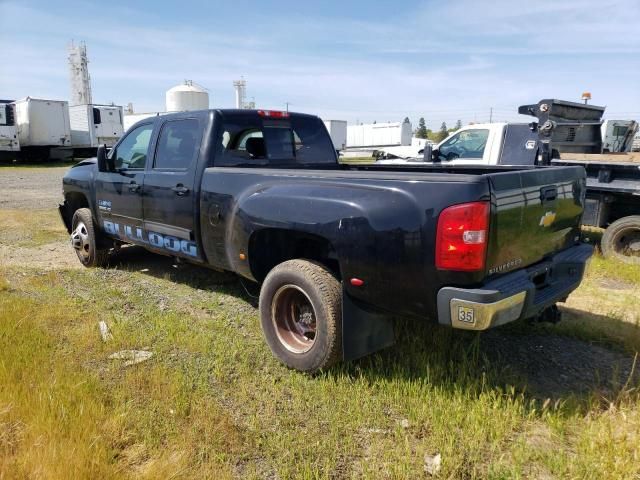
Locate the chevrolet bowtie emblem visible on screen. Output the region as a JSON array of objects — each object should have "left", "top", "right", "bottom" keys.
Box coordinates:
[{"left": 539, "top": 211, "right": 557, "bottom": 227}]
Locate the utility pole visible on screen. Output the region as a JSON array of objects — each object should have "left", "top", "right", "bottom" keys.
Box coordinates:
[
  {"left": 489, "top": 107, "right": 493, "bottom": 123},
  {"left": 285, "top": 102, "right": 291, "bottom": 112}
]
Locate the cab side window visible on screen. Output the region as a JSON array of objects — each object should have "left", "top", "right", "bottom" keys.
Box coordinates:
[
  {"left": 113, "top": 123, "right": 154, "bottom": 170},
  {"left": 154, "top": 119, "right": 199, "bottom": 170},
  {"left": 438, "top": 129, "right": 489, "bottom": 161}
]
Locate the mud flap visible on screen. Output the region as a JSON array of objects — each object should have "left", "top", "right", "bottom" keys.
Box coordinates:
[
  {"left": 58, "top": 203, "right": 72, "bottom": 233},
  {"left": 342, "top": 290, "right": 395, "bottom": 361}
]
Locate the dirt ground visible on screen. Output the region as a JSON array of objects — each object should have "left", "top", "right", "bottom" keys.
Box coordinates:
[
  {"left": 0, "top": 166, "right": 67, "bottom": 210},
  {"left": 0, "top": 165, "right": 638, "bottom": 399},
  {"left": 0, "top": 166, "right": 80, "bottom": 269}
]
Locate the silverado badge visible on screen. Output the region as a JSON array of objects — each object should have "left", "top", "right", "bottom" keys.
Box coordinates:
[{"left": 539, "top": 211, "right": 557, "bottom": 227}]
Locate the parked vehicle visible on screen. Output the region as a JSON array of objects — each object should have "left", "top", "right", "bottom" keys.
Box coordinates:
[
  {"left": 323, "top": 120, "right": 347, "bottom": 151},
  {"left": 0, "top": 100, "right": 20, "bottom": 160},
  {"left": 388, "top": 99, "right": 640, "bottom": 264},
  {"left": 59, "top": 109, "right": 593, "bottom": 371},
  {"left": 15, "top": 97, "right": 72, "bottom": 161},
  {"left": 69, "top": 104, "right": 124, "bottom": 157},
  {"left": 347, "top": 119, "right": 412, "bottom": 148},
  {"left": 552, "top": 153, "right": 640, "bottom": 263}
]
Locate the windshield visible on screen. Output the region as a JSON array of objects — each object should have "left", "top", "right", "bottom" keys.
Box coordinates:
[{"left": 438, "top": 129, "right": 489, "bottom": 161}]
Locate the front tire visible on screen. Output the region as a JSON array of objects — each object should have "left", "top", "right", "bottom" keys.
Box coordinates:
[
  {"left": 601, "top": 216, "right": 640, "bottom": 265},
  {"left": 259, "top": 260, "right": 342, "bottom": 372},
  {"left": 70, "top": 208, "right": 109, "bottom": 267}
]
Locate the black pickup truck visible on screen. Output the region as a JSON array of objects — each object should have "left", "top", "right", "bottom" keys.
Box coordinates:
[{"left": 59, "top": 109, "right": 593, "bottom": 372}]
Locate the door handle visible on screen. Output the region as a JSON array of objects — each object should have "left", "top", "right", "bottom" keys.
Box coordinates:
[
  {"left": 540, "top": 186, "right": 557, "bottom": 203},
  {"left": 128, "top": 181, "right": 141, "bottom": 193},
  {"left": 172, "top": 184, "right": 190, "bottom": 196}
]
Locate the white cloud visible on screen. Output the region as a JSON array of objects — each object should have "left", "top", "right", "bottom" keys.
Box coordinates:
[{"left": 1, "top": 0, "right": 639, "bottom": 126}]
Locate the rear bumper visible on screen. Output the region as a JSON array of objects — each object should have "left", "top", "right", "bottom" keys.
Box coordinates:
[{"left": 437, "top": 243, "right": 593, "bottom": 331}]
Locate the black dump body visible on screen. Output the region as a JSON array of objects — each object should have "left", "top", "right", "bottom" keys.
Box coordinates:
[{"left": 518, "top": 99, "right": 605, "bottom": 155}]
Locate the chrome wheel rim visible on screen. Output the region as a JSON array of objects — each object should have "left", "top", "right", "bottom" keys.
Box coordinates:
[
  {"left": 71, "top": 221, "right": 91, "bottom": 259},
  {"left": 271, "top": 284, "right": 317, "bottom": 354}
]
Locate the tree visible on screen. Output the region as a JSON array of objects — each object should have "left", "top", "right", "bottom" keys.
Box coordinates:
[
  {"left": 415, "top": 117, "right": 428, "bottom": 139},
  {"left": 436, "top": 122, "right": 448, "bottom": 142},
  {"left": 455, "top": 119, "right": 462, "bottom": 130},
  {"left": 403, "top": 116, "right": 410, "bottom": 124}
]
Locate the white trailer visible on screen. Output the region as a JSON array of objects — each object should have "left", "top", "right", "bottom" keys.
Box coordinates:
[
  {"left": 15, "top": 97, "right": 71, "bottom": 160},
  {"left": 70, "top": 104, "right": 124, "bottom": 154},
  {"left": 0, "top": 101, "right": 20, "bottom": 160},
  {"left": 346, "top": 119, "right": 412, "bottom": 149},
  {"left": 123, "top": 112, "right": 163, "bottom": 131},
  {"left": 323, "top": 120, "right": 347, "bottom": 150}
]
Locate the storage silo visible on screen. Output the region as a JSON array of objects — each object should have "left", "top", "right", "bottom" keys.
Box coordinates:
[{"left": 165, "top": 80, "right": 209, "bottom": 112}]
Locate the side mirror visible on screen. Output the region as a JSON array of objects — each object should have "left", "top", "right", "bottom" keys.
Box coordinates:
[
  {"left": 422, "top": 144, "right": 433, "bottom": 162},
  {"left": 97, "top": 144, "right": 108, "bottom": 172},
  {"left": 432, "top": 147, "right": 441, "bottom": 163}
]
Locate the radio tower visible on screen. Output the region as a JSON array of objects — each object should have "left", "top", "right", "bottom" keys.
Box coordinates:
[
  {"left": 233, "top": 77, "right": 247, "bottom": 109},
  {"left": 68, "top": 41, "right": 93, "bottom": 106}
]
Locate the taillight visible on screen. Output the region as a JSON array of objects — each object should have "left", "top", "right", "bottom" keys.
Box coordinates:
[
  {"left": 257, "top": 110, "right": 289, "bottom": 118},
  {"left": 435, "top": 201, "right": 489, "bottom": 271}
]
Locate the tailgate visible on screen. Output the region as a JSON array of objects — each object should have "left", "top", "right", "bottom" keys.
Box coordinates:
[{"left": 486, "top": 166, "right": 586, "bottom": 276}]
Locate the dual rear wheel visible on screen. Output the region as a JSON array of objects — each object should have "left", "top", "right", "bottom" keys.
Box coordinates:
[{"left": 259, "top": 259, "right": 342, "bottom": 372}]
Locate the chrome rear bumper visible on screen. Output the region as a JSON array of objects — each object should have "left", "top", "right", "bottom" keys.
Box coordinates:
[{"left": 437, "top": 243, "right": 593, "bottom": 331}]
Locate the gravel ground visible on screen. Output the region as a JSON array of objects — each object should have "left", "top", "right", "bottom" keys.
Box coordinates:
[{"left": 0, "top": 166, "right": 68, "bottom": 210}]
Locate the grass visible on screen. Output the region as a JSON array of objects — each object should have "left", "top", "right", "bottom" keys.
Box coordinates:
[
  {"left": 1, "top": 207, "right": 640, "bottom": 478},
  {"left": 1, "top": 258, "right": 640, "bottom": 478},
  {"left": 0, "top": 209, "right": 68, "bottom": 247}
]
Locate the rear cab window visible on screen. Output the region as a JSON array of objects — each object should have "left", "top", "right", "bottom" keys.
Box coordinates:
[{"left": 214, "top": 112, "right": 336, "bottom": 167}]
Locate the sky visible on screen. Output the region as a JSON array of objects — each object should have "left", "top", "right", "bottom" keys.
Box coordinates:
[{"left": 1, "top": 0, "right": 639, "bottom": 128}]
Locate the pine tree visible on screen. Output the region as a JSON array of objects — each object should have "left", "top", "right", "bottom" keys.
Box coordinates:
[
  {"left": 455, "top": 119, "right": 462, "bottom": 130},
  {"left": 415, "top": 117, "right": 428, "bottom": 139},
  {"left": 437, "top": 122, "right": 448, "bottom": 142}
]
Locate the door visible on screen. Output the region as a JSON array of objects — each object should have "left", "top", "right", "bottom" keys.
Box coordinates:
[
  {"left": 142, "top": 117, "right": 202, "bottom": 260},
  {"left": 94, "top": 122, "right": 154, "bottom": 243}
]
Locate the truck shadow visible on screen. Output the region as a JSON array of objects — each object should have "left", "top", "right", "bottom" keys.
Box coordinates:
[
  {"left": 109, "top": 246, "right": 638, "bottom": 406},
  {"left": 109, "top": 244, "right": 257, "bottom": 302},
  {"left": 351, "top": 310, "right": 639, "bottom": 407}
]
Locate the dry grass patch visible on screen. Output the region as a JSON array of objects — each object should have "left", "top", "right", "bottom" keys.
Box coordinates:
[
  {"left": 0, "top": 208, "right": 67, "bottom": 247},
  {"left": 0, "top": 271, "right": 244, "bottom": 479}
]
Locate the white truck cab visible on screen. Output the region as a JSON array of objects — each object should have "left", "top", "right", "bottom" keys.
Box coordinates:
[
  {"left": 435, "top": 123, "right": 505, "bottom": 165},
  {"left": 378, "top": 122, "right": 539, "bottom": 166}
]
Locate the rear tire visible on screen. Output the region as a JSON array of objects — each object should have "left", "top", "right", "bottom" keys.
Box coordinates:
[
  {"left": 601, "top": 216, "right": 640, "bottom": 265},
  {"left": 70, "top": 208, "right": 109, "bottom": 267},
  {"left": 259, "top": 259, "right": 342, "bottom": 372}
]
